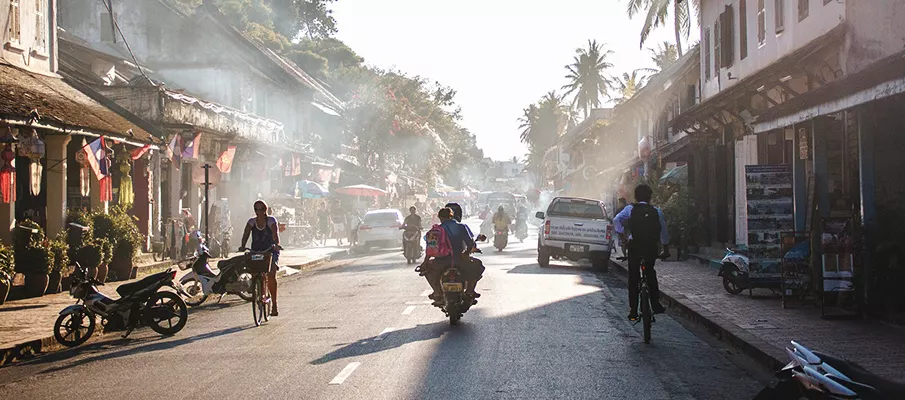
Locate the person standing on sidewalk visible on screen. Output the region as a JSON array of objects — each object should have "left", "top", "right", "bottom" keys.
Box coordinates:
[
  {"left": 239, "top": 200, "right": 282, "bottom": 316},
  {"left": 613, "top": 185, "right": 670, "bottom": 321}
]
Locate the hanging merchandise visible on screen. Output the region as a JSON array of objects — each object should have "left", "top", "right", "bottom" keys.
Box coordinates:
[
  {"left": 216, "top": 145, "right": 236, "bottom": 173},
  {"left": 119, "top": 161, "right": 134, "bottom": 208},
  {"left": 0, "top": 144, "right": 15, "bottom": 203},
  {"left": 19, "top": 129, "right": 45, "bottom": 196},
  {"left": 75, "top": 138, "right": 91, "bottom": 197}
]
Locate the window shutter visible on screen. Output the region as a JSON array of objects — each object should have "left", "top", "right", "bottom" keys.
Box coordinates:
[
  {"left": 740, "top": 0, "right": 748, "bottom": 59},
  {"left": 722, "top": 5, "right": 734, "bottom": 68}
]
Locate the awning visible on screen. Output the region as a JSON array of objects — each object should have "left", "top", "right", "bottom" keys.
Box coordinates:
[
  {"left": 753, "top": 49, "right": 905, "bottom": 133},
  {"left": 0, "top": 63, "right": 158, "bottom": 144},
  {"left": 312, "top": 101, "right": 341, "bottom": 117}
]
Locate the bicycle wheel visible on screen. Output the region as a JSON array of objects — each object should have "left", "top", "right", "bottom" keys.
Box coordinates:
[
  {"left": 252, "top": 276, "right": 267, "bottom": 326},
  {"left": 641, "top": 287, "right": 652, "bottom": 344}
]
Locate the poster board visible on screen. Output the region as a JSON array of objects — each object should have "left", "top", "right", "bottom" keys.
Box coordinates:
[{"left": 745, "top": 165, "right": 794, "bottom": 279}]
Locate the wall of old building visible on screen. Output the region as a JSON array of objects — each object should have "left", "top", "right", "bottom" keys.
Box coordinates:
[
  {"left": 1, "top": 0, "right": 56, "bottom": 74},
  {"left": 844, "top": 0, "right": 905, "bottom": 74},
  {"left": 700, "top": 0, "right": 845, "bottom": 101}
]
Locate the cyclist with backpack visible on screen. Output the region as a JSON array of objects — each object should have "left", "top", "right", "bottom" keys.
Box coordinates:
[{"left": 613, "top": 184, "right": 671, "bottom": 321}]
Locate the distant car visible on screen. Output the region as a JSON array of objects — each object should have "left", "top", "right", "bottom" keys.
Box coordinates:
[
  {"left": 535, "top": 197, "right": 614, "bottom": 271},
  {"left": 358, "top": 209, "right": 405, "bottom": 249}
]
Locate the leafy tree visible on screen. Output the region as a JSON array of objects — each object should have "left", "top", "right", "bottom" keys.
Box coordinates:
[
  {"left": 648, "top": 41, "right": 678, "bottom": 71},
  {"left": 611, "top": 70, "right": 650, "bottom": 104},
  {"left": 625, "top": 0, "right": 698, "bottom": 57},
  {"left": 286, "top": 49, "right": 329, "bottom": 78},
  {"left": 562, "top": 40, "right": 614, "bottom": 119},
  {"left": 519, "top": 91, "right": 572, "bottom": 179}
]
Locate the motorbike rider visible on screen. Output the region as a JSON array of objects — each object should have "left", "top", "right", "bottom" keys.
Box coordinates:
[
  {"left": 613, "top": 185, "right": 671, "bottom": 321},
  {"left": 402, "top": 206, "right": 422, "bottom": 255},
  {"left": 423, "top": 207, "right": 483, "bottom": 305},
  {"left": 444, "top": 202, "right": 486, "bottom": 299},
  {"left": 239, "top": 200, "right": 282, "bottom": 317},
  {"left": 492, "top": 206, "right": 511, "bottom": 234},
  {"left": 515, "top": 205, "right": 528, "bottom": 231}
]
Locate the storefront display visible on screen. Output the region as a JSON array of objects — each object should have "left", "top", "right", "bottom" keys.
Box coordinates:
[{"left": 745, "top": 165, "right": 794, "bottom": 281}]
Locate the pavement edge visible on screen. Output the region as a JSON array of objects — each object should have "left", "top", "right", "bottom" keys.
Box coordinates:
[
  {"left": 0, "top": 249, "right": 349, "bottom": 367},
  {"left": 608, "top": 257, "right": 787, "bottom": 372}
]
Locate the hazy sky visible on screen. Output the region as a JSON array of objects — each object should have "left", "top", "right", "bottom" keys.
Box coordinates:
[{"left": 332, "top": 0, "right": 700, "bottom": 161}]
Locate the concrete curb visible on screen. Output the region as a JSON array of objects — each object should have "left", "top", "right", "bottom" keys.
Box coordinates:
[
  {"left": 0, "top": 251, "right": 346, "bottom": 367},
  {"left": 608, "top": 257, "right": 787, "bottom": 372}
]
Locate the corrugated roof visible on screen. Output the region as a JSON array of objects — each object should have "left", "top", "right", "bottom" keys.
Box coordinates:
[{"left": 0, "top": 62, "right": 158, "bottom": 143}]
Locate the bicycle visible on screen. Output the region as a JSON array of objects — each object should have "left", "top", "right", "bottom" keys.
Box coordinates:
[
  {"left": 617, "top": 241, "right": 669, "bottom": 344},
  {"left": 240, "top": 248, "right": 276, "bottom": 326}
]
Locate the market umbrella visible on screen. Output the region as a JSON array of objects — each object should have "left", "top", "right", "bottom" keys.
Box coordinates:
[
  {"left": 334, "top": 184, "right": 387, "bottom": 197},
  {"left": 295, "top": 180, "right": 328, "bottom": 199},
  {"left": 660, "top": 165, "right": 688, "bottom": 185}
]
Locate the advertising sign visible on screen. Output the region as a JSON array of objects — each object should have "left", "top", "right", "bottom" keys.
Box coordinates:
[{"left": 745, "top": 165, "right": 794, "bottom": 279}]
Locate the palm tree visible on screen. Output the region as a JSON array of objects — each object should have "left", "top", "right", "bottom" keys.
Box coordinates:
[
  {"left": 518, "top": 91, "right": 573, "bottom": 180},
  {"left": 611, "top": 70, "right": 651, "bottom": 104},
  {"left": 562, "top": 40, "right": 614, "bottom": 119},
  {"left": 648, "top": 41, "right": 679, "bottom": 71},
  {"left": 626, "top": 0, "right": 698, "bottom": 57}
]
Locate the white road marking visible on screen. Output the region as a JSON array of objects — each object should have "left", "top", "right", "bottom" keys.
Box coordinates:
[
  {"left": 375, "top": 327, "right": 395, "bottom": 341},
  {"left": 402, "top": 306, "right": 415, "bottom": 315},
  {"left": 329, "top": 362, "right": 361, "bottom": 385},
  {"left": 420, "top": 289, "right": 432, "bottom": 296}
]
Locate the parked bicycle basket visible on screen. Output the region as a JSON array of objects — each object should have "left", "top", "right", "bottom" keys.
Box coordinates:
[{"left": 244, "top": 252, "right": 273, "bottom": 273}]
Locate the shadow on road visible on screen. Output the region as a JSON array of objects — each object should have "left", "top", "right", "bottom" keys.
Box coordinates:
[
  {"left": 23, "top": 325, "right": 251, "bottom": 374},
  {"left": 506, "top": 263, "right": 594, "bottom": 275},
  {"left": 310, "top": 322, "right": 451, "bottom": 365}
]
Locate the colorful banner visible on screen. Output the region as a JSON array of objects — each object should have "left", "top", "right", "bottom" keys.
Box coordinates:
[{"left": 745, "top": 164, "right": 794, "bottom": 279}]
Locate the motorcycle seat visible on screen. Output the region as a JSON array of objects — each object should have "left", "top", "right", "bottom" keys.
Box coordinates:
[
  {"left": 117, "top": 271, "right": 171, "bottom": 297},
  {"left": 813, "top": 351, "right": 905, "bottom": 398}
]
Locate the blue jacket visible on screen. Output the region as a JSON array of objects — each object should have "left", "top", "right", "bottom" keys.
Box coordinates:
[
  {"left": 613, "top": 202, "right": 670, "bottom": 245},
  {"left": 441, "top": 219, "right": 476, "bottom": 255}
]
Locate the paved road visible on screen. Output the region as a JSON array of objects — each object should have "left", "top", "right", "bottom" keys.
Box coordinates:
[{"left": 0, "top": 227, "right": 766, "bottom": 399}]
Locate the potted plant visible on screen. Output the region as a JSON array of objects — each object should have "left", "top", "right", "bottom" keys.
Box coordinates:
[
  {"left": 76, "top": 241, "right": 103, "bottom": 280},
  {"left": 0, "top": 243, "right": 13, "bottom": 304},
  {"left": 109, "top": 207, "right": 143, "bottom": 281},
  {"left": 46, "top": 233, "right": 70, "bottom": 294},
  {"left": 13, "top": 220, "right": 55, "bottom": 297},
  {"left": 96, "top": 238, "right": 112, "bottom": 283}
]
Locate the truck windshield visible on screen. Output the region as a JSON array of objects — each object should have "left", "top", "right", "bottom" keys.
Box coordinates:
[{"left": 548, "top": 199, "right": 607, "bottom": 219}]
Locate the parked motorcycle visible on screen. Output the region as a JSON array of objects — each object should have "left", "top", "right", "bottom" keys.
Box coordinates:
[
  {"left": 53, "top": 263, "right": 189, "bottom": 347},
  {"left": 718, "top": 247, "right": 751, "bottom": 295},
  {"left": 494, "top": 228, "right": 508, "bottom": 251},
  {"left": 179, "top": 245, "right": 254, "bottom": 307},
  {"left": 754, "top": 341, "right": 905, "bottom": 399},
  {"left": 207, "top": 226, "right": 233, "bottom": 259},
  {"left": 402, "top": 229, "right": 422, "bottom": 264}
]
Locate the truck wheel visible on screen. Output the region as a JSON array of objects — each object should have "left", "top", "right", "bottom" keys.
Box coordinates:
[
  {"left": 593, "top": 252, "right": 610, "bottom": 272},
  {"left": 538, "top": 245, "right": 550, "bottom": 268}
]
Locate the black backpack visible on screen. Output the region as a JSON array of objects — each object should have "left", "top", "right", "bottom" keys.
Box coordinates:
[{"left": 629, "top": 203, "right": 661, "bottom": 245}]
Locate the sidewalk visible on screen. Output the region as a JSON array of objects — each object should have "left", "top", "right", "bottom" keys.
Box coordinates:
[
  {"left": 610, "top": 255, "right": 905, "bottom": 382},
  {"left": 0, "top": 246, "right": 348, "bottom": 366}
]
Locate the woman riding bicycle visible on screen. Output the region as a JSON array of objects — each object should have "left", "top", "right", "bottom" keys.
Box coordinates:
[{"left": 239, "top": 200, "right": 282, "bottom": 316}]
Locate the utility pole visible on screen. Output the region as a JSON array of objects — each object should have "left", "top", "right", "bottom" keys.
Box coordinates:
[{"left": 202, "top": 163, "right": 211, "bottom": 241}]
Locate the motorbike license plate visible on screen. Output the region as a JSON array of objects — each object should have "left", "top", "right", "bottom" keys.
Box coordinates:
[
  {"left": 568, "top": 244, "right": 589, "bottom": 253},
  {"left": 442, "top": 283, "right": 463, "bottom": 292},
  {"left": 251, "top": 254, "right": 265, "bottom": 261}
]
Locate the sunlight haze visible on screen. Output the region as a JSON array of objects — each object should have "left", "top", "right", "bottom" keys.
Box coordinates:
[{"left": 332, "top": 0, "right": 700, "bottom": 161}]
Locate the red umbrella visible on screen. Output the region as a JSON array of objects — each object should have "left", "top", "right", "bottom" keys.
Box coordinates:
[{"left": 334, "top": 184, "right": 388, "bottom": 197}]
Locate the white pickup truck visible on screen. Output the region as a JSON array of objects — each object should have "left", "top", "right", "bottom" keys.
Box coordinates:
[{"left": 535, "top": 196, "right": 614, "bottom": 271}]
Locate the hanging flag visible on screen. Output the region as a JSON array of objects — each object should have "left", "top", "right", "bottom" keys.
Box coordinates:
[
  {"left": 291, "top": 153, "right": 302, "bottom": 176},
  {"left": 0, "top": 144, "right": 14, "bottom": 204},
  {"left": 83, "top": 137, "right": 107, "bottom": 180},
  {"left": 181, "top": 132, "right": 201, "bottom": 160},
  {"left": 216, "top": 145, "right": 236, "bottom": 173},
  {"left": 131, "top": 143, "right": 152, "bottom": 160}
]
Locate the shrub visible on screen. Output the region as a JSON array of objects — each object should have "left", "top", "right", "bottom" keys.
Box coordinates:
[
  {"left": 48, "top": 232, "right": 70, "bottom": 274},
  {"left": 12, "top": 219, "right": 53, "bottom": 275},
  {"left": 76, "top": 241, "right": 103, "bottom": 269},
  {"left": 0, "top": 243, "right": 13, "bottom": 284}
]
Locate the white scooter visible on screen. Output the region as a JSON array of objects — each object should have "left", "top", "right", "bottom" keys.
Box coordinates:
[{"left": 179, "top": 245, "right": 254, "bottom": 306}]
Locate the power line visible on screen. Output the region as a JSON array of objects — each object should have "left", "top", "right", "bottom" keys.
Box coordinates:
[{"left": 97, "top": 0, "right": 156, "bottom": 87}]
